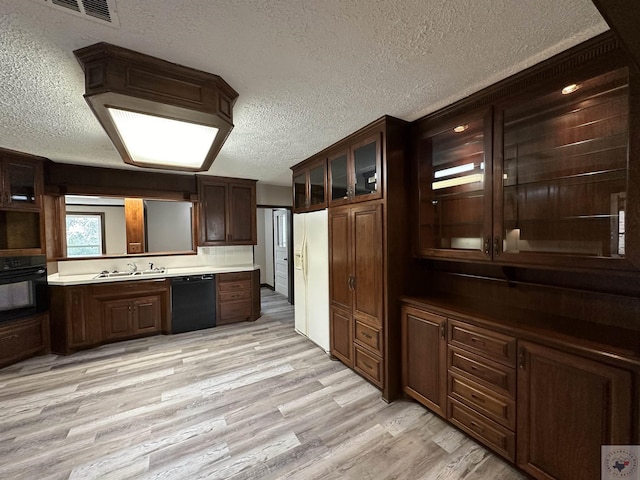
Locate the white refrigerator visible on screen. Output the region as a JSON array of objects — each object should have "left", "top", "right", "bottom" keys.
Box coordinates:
[{"left": 293, "top": 209, "right": 330, "bottom": 353}]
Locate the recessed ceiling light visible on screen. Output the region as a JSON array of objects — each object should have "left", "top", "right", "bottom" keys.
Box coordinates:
[
  {"left": 453, "top": 124, "right": 468, "bottom": 133},
  {"left": 561, "top": 83, "right": 580, "bottom": 95}
]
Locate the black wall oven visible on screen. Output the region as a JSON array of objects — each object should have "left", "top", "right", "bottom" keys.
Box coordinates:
[{"left": 0, "top": 255, "right": 48, "bottom": 324}]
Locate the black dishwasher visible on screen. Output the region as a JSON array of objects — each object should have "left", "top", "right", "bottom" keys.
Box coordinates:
[{"left": 171, "top": 275, "right": 216, "bottom": 333}]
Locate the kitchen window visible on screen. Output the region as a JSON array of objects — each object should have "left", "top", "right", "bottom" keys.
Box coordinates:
[{"left": 66, "top": 213, "right": 106, "bottom": 257}]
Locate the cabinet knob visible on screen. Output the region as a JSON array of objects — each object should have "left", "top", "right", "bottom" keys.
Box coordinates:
[
  {"left": 493, "top": 236, "right": 501, "bottom": 257},
  {"left": 483, "top": 237, "right": 491, "bottom": 256},
  {"left": 440, "top": 322, "right": 446, "bottom": 339}
]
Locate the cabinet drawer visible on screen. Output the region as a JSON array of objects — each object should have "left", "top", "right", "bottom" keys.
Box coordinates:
[
  {"left": 218, "top": 272, "right": 251, "bottom": 282},
  {"left": 218, "top": 280, "right": 250, "bottom": 292},
  {"left": 354, "top": 346, "right": 383, "bottom": 388},
  {"left": 449, "top": 372, "right": 515, "bottom": 429},
  {"left": 449, "top": 321, "right": 516, "bottom": 366},
  {"left": 448, "top": 398, "right": 515, "bottom": 462},
  {"left": 449, "top": 346, "right": 516, "bottom": 396},
  {"left": 0, "top": 317, "right": 43, "bottom": 361},
  {"left": 354, "top": 320, "right": 382, "bottom": 354},
  {"left": 219, "top": 290, "right": 251, "bottom": 302},
  {"left": 219, "top": 300, "right": 252, "bottom": 321}
]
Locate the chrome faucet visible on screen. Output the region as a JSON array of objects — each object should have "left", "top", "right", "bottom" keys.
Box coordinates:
[{"left": 127, "top": 262, "right": 138, "bottom": 273}]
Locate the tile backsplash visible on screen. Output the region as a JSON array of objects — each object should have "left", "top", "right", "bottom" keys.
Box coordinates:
[{"left": 55, "top": 245, "right": 254, "bottom": 276}]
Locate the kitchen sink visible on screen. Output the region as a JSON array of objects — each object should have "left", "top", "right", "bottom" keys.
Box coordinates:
[{"left": 94, "top": 268, "right": 167, "bottom": 279}]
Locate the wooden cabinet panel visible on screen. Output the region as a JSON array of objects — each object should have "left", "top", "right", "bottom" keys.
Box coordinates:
[
  {"left": 449, "top": 371, "right": 515, "bottom": 429},
  {"left": 330, "top": 306, "right": 352, "bottom": 367},
  {"left": 401, "top": 305, "right": 447, "bottom": 417},
  {"left": 198, "top": 177, "right": 256, "bottom": 246},
  {"left": 449, "top": 398, "right": 516, "bottom": 462},
  {"left": 102, "top": 298, "right": 133, "bottom": 340},
  {"left": 449, "top": 320, "right": 516, "bottom": 366},
  {"left": 199, "top": 181, "right": 227, "bottom": 245},
  {"left": 329, "top": 208, "right": 351, "bottom": 312},
  {"left": 124, "top": 198, "right": 145, "bottom": 254},
  {"left": 216, "top": 270, "right": 260, "bottom": 325},
  {"left": 0, "top": 315, "right": 47, "bottom": 367},
  {"left": 354, "top": 345, "right": 383, "bottom": 387},
  {"left": 51, "top": 280, "right": 169, "bottom": 354},
  {"left": 517, "top": 341, "right": 633, "bottom": 480},
  {"left": 352, "top": 203, "right": 383, "bottom": 325},
  {"left": 133, "top": 296, "right": 161, "bottom": 334},
  {"left": 228, "top": 183, "right": 255, "bottom": 244},
  {"left": 449, "top": 346, "right": 516, "bottom": 396},
  {"left": 354, "top": 320, "right": 382, "bottom": 355}
]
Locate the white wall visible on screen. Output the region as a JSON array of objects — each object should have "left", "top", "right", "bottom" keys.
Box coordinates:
[
  {"left": 66, "top": 204, "right": 126, "bottom": 255},
  {"left": 256, "top": 183, "right": 292, "bottom": 206}
]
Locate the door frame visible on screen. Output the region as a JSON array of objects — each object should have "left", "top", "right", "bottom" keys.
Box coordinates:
[{"left": 257, "top": 204, "right": 293, "bottom": 304}]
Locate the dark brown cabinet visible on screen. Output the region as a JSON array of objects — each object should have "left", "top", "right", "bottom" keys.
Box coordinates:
[
  {"left": 329, "top": 202, "right": 384, "bottom": 387},
  {"left": 328, "top": 132, "right": 382, "bottom": 207},
  {"left": 101, "top": 295, "right": 161, "bottom": 340},
  {"left": 517, "top": 341, "right": 633, "bottom": 480},
  {"left": 0, "top": 314, "right": 49, "bottom": 368},
  {"left": 49, "top": 285, "right": 98, "bottom": 352},
  {"left": 292, "top": 115, "right": 409, "bottom": 401},
  {"left": 292, "top": 156, "right": 327, "bottom": 213},
  {"left": 413, "top": 34, "right": 640, "bottom": 271},
  {"left": 400, "top": 297, "right": 639, "bottom": 480},
  {"left": 198, "top": 176, "right": 257, "bottom": 246},
  {"left": 0, "top": 149, "right": 44, "bottom": 254},
  {"left": 50, "top": 279, "right": 170, "bottom": 354},
  {"left": 216, "top": 270, "right": 260, "bottom": 324},
  {"left": 401, "top": 305, "right": 447, "bottom": 417},
  {"left": 447, "top": 319, "right": 517, "bottom": 462}
]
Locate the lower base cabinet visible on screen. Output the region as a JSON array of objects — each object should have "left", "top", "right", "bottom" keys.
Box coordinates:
[
  {"left": 401, "top": 300, "right": 638, "bottom": 480},
  {"left": 517, "top": 341, "right": 633, "bottom": 480},
  {"left": 50, "top": 280, "right": 170, "bottom": 354},
  {"left": 330, "top": 306, "right": 353, "bottom": 367},
  {"left": 0, "top": 314, "right": 49, "bottom": 368},
  {"left": 216, "top": 270, "right": 260, "bottom": 324}
]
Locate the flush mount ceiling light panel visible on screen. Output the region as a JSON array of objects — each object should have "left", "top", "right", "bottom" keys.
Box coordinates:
[{"left": 74, "top": 42, "right": 238, "bottom": 172}]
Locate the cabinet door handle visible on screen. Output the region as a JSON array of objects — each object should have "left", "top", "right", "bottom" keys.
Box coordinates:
[
  {"left": 352, "top": 276, "right": 356, "bottom": 290},
  {"left": 440, "top": 322, "right": 446, "bottom": 339},
  {"left": 348, "top": 275, "right": 353, "bottom": 291},
  {"left": 493, "top": 236, "right": 501, "bottom": 256},
  {"left": 483, "top": 237, "right": 491, "bottom": 256},
  {"left": 518, "top": 347, "right": 526, "bottom": 369}
]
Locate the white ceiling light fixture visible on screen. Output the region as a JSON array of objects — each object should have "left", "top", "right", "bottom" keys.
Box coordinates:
[{"left": 74, "top": 43, "right": 238, "bottom": 172}]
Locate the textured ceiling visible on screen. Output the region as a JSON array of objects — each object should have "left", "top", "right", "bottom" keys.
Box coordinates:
[{"left": 0, "top": 0, "right": 608, "bottom": 186}]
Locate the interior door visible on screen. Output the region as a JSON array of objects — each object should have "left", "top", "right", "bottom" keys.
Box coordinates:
[{"left": 273, "top": 209, "right": 289, "bottom": 297}]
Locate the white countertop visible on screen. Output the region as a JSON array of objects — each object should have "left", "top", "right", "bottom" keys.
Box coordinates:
[{"left": 48, "top": 264, "right": 259, "bottom": 286}]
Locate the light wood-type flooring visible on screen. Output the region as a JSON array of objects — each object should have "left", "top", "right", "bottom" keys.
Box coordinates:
[{"left": 0, "top": 289, "right": 526, "bottom": 479}]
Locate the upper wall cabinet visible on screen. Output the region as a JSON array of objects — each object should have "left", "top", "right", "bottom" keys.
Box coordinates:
[
  {"left": 328, "top": 132, "right": 382, "bottom": 206},
  {"left": 292, "top": 156, "right": 327, "bottom": 213},
  {"left": 1, "top": 154, "right": 42, "bottom": 211},
  {"left": 197, "top": 176, "right": 257, "bottom": 246},
  {"left": 0, "top": 150, "right": 44, "bottom": 254},
  {"left": 414, "top": 32, "right": 639, "bottom": 272}
]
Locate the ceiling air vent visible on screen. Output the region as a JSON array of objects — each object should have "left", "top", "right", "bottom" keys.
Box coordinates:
[{"left": 36, "top": 0, "right": 119, "bottom": 27}]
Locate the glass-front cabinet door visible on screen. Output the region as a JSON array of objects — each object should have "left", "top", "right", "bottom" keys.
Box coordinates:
[
  {"left": 351, "top": 133, "right": 382, "bottom": 201},
  {"left": 308, "top": 162, "right": 326, "bottom": 208},
  {"left": 328, "top": 133, "right": 382, "bottom": 206},
  {"left": 291, "top": 157, "right": 327, "bottom": 213},
  {"left": 1, "top": 158, "right": 42, "bottom": 210},
  {"left": 293, "top": 172, "right": 307, "bottom": 210},
  {"left": 329, "top": 150, "right": 349, "bottom": 204},
  {"left": 416, "top": 109, "right": 493, "bottom": 260},
  {"left": 494, "top": 66, "right": 632, "bottom": 269}
]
